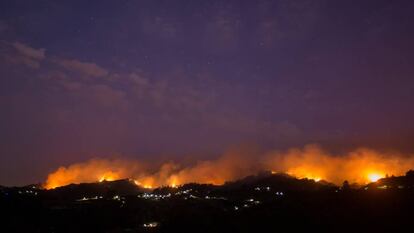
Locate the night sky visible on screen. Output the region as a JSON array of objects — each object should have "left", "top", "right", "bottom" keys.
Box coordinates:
[{"left": 1, "top": 0, "right": 414, "bottom": 186}]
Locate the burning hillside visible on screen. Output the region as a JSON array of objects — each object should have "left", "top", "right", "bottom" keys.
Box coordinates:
[{"left": 44, "top": 145, "right": 414, "bottom": 189}]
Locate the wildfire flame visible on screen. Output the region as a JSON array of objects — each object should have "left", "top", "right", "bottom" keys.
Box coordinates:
[
  {"left": 99, "top": 171, "right": 118, "bottom": 182},
  {"left": 367, "top": 173, "right": 383, "bottom": 182},
  {"left": 43, "top": 145, "right": 414, "bottom": 189}
]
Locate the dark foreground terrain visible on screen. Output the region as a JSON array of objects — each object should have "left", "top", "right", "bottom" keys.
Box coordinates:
[{"left": 2, "top": 171, "right": 414, "bottom": 233}]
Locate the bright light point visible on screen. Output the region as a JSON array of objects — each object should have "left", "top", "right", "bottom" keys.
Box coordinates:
[
  {"left": 143, "top": 222, "right": 158, "bottom": 228},
  {"left": 368, "top": 173, "right": 383, "bottom": 182}
]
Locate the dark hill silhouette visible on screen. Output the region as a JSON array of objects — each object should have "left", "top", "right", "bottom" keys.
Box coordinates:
[
  {"left": 43, "top": 179, "right": 144, "bottom": 200},
  {"left": 222, "top": 171, "right": 336, "bottom": 191},
  {"left": 3, "top": 170, "right": 414, "bottom": 233},
  {"left": 365, "top": 169, "right": 414, "bottom": 190},
  {"left": 26, "top": 171, "right": 337, "bottom": 199}
]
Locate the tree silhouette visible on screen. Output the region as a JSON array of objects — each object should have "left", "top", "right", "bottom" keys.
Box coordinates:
[
  {"left": 342, "top": 180, "right": 350, "bottom": 190},
  {"left": 406, "top": 170, "right": 414, "bottom": 177}
]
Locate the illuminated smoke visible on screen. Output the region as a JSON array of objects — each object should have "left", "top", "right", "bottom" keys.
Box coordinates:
[
  {"left": 44, "top": 159, "right": 145, "bottom": 189},
  {"left": 44, "top": 145, "right": 414, "bottom": 189},
  {"left": 264, "top": 144, "right": 414, "bottom": 184},
  {"left": 166, "top": 148, "right": 259, "bottom": 185}
]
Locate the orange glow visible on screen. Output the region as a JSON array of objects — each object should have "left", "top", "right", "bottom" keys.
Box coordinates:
[
  {"left": 168, "top": 176, "right": 179, "bottom": 188},
  {"left": 133, "top": 176, "right": 156, "bottom": 189},
  {"left": 133, "top": 181, "right": 153, "bottom": 189},
  {"left": 264, "top": 145, "right": 414, "bottom": 185},
  {"left": 367, "top": 173, "right": 383, "bottom": 182},
  {"left": 311, "top": 177, "right": 321, "bottom": 182},
  {"left": 289, "top": 173, "right": 322, "bottom": 182},
  {"left": 44, "top": 145, "right": 414, "bottom": 189},
  {"left": 286, "top": 167, "right": 324, "bottom": 182},
  {"left": 43, "top": 159, "right": 145, "bottom": 189},
  {"left": 133, "top": 180, "right": 140, "bottom": 186},
  {"left": 99, "top": 171, "right": 118, "bottom": 182},
  {"left": 133, "top": 180, "right": 152, "bottom": 188}
]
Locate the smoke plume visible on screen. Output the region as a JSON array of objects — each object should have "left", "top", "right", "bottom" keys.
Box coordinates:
[{"left": 44, "top": 144, "right": 414, "bottom": 189}]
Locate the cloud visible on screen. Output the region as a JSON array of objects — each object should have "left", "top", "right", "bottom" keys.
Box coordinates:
[
  {"left": 0, "top": 41, "right": 46, "bottom": 68},
  {"left": 42, "top": 69, "right": 128, "bottom": 109},
  {"left": 2, "top": 40, "right": 209, "bottom": 115},
  {"left": 55, "top": 58, "right": 109, "bottom": 77},
  {"left": 12, "top": 42, "right": 46, "bottom": 60},
  {"left": 2, "top": 40, "right": 293, "bottom": 150},
  {"left": 129, "top": 72, "right": 149, "bottom": 87},
  {"left": 2, "top": 41, "right": 106, "bottom": 77}
]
